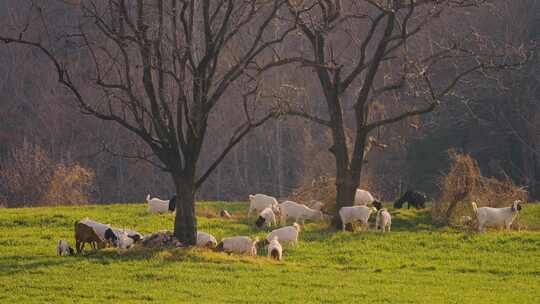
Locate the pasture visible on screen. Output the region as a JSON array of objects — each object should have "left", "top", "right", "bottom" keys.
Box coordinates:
[{"left": 1, "top": 202, "right": 539, "bottom": 303}]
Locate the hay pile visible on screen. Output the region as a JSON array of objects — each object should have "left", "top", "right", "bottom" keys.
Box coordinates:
[{"left": 433, "top": 150, "right": 527, "bottom": 226}]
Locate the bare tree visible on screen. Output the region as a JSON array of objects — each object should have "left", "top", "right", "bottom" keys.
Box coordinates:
[
  {"left": 0, "top": 0, "right": 293, "bottom": 244},
  {"left": 262, "top": 0, "right": 527, "bottom": 227}
]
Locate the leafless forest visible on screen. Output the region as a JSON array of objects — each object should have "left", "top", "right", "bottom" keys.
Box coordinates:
[{"left": 0, "top": 0, "right": 538, "bottom": 210}]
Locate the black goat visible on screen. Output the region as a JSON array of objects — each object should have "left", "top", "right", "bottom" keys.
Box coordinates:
[{"left": 393, "top": 190, "right": 427, "bottom": 209}]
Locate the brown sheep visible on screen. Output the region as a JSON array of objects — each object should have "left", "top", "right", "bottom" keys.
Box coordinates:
[{"left": 74, "top": 222, "right": 105, "bottom": 253}]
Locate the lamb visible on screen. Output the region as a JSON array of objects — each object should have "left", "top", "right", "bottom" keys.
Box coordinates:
[
  {"left": 393, "top": 190, "right": 427, "bottom": 209},
  {"left": 247, "top": 194, "right": 279, "bottom": 217},
  {"left": 216, "top": 236, "right": 258, "bottom": 256},
  {"left": 255, "top": 207, "right": 277, "bottom": 228},
  {"left": 56, "top": 239, "right": 74, "bottom": 256},
  {"left": 196, "top": 231, "right": 218, "bottom": 248},
  {"left": 339, "top": 205, "right": 377, "bottom": 232},
  {"left": 147, "top": 194, "right": 177, "bottom": 214},
  {"left": 279, "top": 200, "right": 323, "bottom": 225},
  {"left": 267, "top": 236, "right": 283, "bottom": 261},
  {"left": 375, "top": 208, "right": 392, "bottom": 232},
  {"left": 355, "top": 189, "right": 375, "bottom": 206},
  {"left": 74, "top": 221, "right": 106, "bottom": 253},
  {"left": 264, "top": 223, "right": 301, "bottom": 247},
  {"left": 472, "top": 200, "right": 522, "bottom": 232}
]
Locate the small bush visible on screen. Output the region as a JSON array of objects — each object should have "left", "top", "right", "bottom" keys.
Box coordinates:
[
  {"left": 433, "top": 150, "right": 527, "bottom": 226},
  {"left": 43, "top": 163, "right": 95, "bottom": 205}
]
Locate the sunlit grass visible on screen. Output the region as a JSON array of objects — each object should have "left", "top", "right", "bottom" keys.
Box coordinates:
[{"left": 0, "top": 202, "right": 539, "bottom": 303}]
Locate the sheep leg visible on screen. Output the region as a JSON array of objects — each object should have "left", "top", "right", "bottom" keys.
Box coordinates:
[
  {"left": 76, "top": 240, "right": 82, "bottom": 254},
  {"left": 247, "top": 207, "right": 253, "bottom": 218}
]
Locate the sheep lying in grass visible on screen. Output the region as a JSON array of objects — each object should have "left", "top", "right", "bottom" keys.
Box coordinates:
[
  {"left": 255, "top": 207, "right": 277, "bottom": 228},
  {"left": 104, "top": 228, "right": 142, "bottom": 249},
  {"left": 375, "top": 208, "right": 392, "bottom": 232},
  {"left": 279, "top": 200, "right": 323, "bottom": 225},
  {"left": 339, "top": 206, "right": 377, "bottom": 232},
  {"left": 216, "top": 236, "right": 258, "bottom": 256},
  {"left": 74, "top": 221, "right": 105, "bottom": 253},
  {"left": 147, "top": 194, "right": 177, "bottom": 214},
  {"left": 263, "top": 223, "right": 301, "bottom": 247},
  {"left": 355, "top": 189, "right": 375, "bottom": 206},
  {"left": 56, "top": 239, "right": 74, "bottom": 256},
  {"left": 196, "top": 231, "right": 218, "bottom": 248},
  {"left": 472, "top": 200, "right": 522, "bottom": 232},
  {"left": 247, "top": 194, "right": 279, "bottom": 218},
  {"left": 267, "top": 236, "right": 282, "bottom": 261}
]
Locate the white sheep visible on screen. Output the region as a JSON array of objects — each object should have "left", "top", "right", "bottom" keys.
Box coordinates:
[
  {"left": 472, "top": 200, "right": 522, "bottom": 232},
  {"left": 279, "top": 200, "right": 323, "bottom": 225},
  {"left": 56, "top": 239, "right": 74, "bottom": 256},
  {"left": 247, "top": 194, "right": 279, "bottom": 217},
  {"left": 255, "top": 207, "right": 277, "bottom": 228},
  {"left": 196, "top": 231, "right": 218, "bottom": 248},
  {"left": 265, "top": 223, "right": 301, "bottom": 246},
  {"left": 216, "top": 236, "right": 258, "bottom": 256},
  {"left": 339, "top": 205, "right": 377, "bottom": 231},
  {"left": 355, "top": 189, "right": 375, "bottom": 206},
  {"left": 375, "top": 208, "right": 392, "bottom": 232},
  {"left": 147, "top": 194, "right": 177, "bottom": 214},
  {"left": 267, "top": 236, "right": 283, "bottom": 261}
]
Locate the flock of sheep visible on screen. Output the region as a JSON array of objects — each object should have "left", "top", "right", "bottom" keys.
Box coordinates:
[{"left": 56, "top": 189, "right": 525, "bottom": 261}]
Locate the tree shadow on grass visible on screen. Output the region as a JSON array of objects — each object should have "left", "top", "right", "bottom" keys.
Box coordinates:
[{"left": 0, "top": 255, "right": 78, "bottom": 275}]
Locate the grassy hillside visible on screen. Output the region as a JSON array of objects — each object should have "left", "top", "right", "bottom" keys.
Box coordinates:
[{"left": 1, "top": 202, "right": 539, "bottom": 303}]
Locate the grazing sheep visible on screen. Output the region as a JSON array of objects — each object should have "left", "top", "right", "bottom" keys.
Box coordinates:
[
  {"left": 308, "top": 200, "right": 324, "bottom": 211},
  {"left": 264, "top": 223, "right": 301, "bottom": 247},
  {"left": 339, "top": 206, "right": 377, "bottom": 232},
  {"left": 196, "top": 231, "right": 218, "bottom": 248},
  {"left": 147, "top": 194, "right": 177, "bottom": 214},
  {"left": 56, "top": 239, "right": 74, "bottom": 256},
  {"left": 375, "top": 208, "right": 392, "bottom": 232},
  {"left": 267, "top": 236, "right": 283, "bottom": 261},
  {"left": 393, "top": 190, "right": 427, "bottom": 209},
  {"left": 220, "top": 209, "right": 232, "bottom": 219},
  {"left": 279, "top": 200, "right": 323, "bottom": 225},
  {"left": 216, "top": 236, "right": 258, "bottom": 256},
  {"left": 74, "top": 222, "right": 105, "bottom": 253},
  {"left": 79, "top": 218, "right": 111, "bottom": 240},
  {"left": 472, "top": 200, "right": 522, "bottom": 232},
  {"left": 255, "top": 207, "right": 277, "bottom": 228},
  {"left": 355, "top": 189, "right": 375, "bottom": 206},
  {"left": 247, "top": 194, "right": 279, "bottom": 217}
]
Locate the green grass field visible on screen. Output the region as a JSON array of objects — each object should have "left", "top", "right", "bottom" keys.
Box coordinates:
[{"left": 1, "top": 202, "right": 539, "bottom": 303}]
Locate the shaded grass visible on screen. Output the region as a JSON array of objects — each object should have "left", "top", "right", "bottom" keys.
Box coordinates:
[{"left": 0, "top": 202, "right": 539, "bottom": 303}]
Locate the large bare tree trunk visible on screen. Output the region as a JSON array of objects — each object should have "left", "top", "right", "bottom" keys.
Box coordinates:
[{"left": 174, "top": 176, "right": 197, "bottom": 245}]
